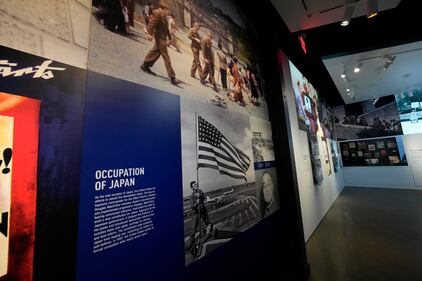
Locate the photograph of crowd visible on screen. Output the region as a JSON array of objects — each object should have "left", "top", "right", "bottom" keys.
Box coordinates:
[
  {"left": 395, "top": 85, "right": 422, "bottom": 135},
  {"left": 333, "top": 95, "right": 403, "bottom": 141},
  {"left": 89, "top": 0, "right": 269, "bottom": 118}
]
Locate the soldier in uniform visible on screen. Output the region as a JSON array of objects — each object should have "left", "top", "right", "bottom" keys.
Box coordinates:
[
  {"left": 216, "top": 43, "right": 228, "bottom": 93},
  {"left": 141, "top": 0, "right": 178, "bottom": 85},
  {"left": 188, "top": 23, "right": 202, "bottom": 78},
  {"left": 189, "top": 181, "right": 212, "bottom": 240},
  {"left": 200, "top": 32, "right": 218, "bottom": 92}
]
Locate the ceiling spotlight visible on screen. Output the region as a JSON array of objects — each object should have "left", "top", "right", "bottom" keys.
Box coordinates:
[
  {"left": 341, "top": 3, "right": 355, "bottom": 26},
  {"left": 346, "top": 88, "right": 351, "bottom": 92},
  {"left": 366, "top": 0, "right": 378, "bottom": 19},
  {"left": 341, "top": 20, "right": 350, "bottom": 27},
  {"left": 341, "top": 73, "right": 346, "bottom": 78},
  {"left": 354, "top": 63, "right": 362, "bottom": 73}
]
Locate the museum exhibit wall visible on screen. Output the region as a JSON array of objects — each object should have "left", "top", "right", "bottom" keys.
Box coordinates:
[
  {"left": 278, "top": 51, "right": 344, "bottom": 242},
  {"left": 0, "top": 1, "right": 309, "bottom": 281},
  {"left": 333, "top": 92, "right": 422, "bottom": 190}
]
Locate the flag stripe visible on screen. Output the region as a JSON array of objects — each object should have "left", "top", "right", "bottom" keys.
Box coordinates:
[
  {"left": 198, "top": 145, "right": 247, "bottom": 172},
  {"left": 222, "top": 137, "right": 249, "bottom": 167},
  {"left": 221, "top": 138, "right": 249, "bottom": 170},
  {"left": 206, "top": 143, "right": 248, "bottom": 173},
  {"left": 197, "top": 163, "right": 247, "bottom": 180},
  {"left": 197, "top": 115, "right": 251, "bottom": 182},
  {"left": 198, "top": 155, "right": 245, "bottom": 173},
  {"left": 234, "top": 146, "right": 250, "bottom": 163},
  {"left": 219, "top": 143, "right": 249, "bottom": 172},
  {"left": 198, "top": 145, "right": 235, "bottom": 164},
  {"left": 198, "top": 158, "right": 246, "bottom": 178}
]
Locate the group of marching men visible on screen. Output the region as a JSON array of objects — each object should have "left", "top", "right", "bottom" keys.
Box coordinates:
[{"left": 94, "top": 0, "right": 263, "bottom": 106}]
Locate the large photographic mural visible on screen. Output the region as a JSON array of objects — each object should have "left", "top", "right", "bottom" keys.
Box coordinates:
[{"left": 0, "top": 1, "right": 281, "bottom": 280}]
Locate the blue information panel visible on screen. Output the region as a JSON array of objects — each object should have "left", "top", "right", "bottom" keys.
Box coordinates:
[{"left": 76, "top": 72, "right": 184, "bottom": 281}]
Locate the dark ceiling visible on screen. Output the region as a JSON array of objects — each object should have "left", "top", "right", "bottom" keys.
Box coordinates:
[{"left": 273, "top": 0, "right": 422, "bottom": 106}]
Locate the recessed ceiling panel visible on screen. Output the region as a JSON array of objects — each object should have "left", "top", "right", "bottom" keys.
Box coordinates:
[
  {"left": 272, "top": 0, "right": 401, "bottom": 32},
  {"left": 322, "top": 40, "right": 422, "bottom": 104}
]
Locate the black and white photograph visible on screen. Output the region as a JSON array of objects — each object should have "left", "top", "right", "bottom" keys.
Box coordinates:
[
  {"left": 255, "top": 167, "right": 279, "bottom": 219},
  {"left": 88, "top": 0, "right": 268, "bottom": 118},
  {"left": 250, "top": 117, "right": 275, "bottom": 163},
  {"left": 333, "top": 95, "right": 403, "bottom": 140},
  {"left": 309, "top": 134, "right": 323, "bottom": 185},
  {"left": 395, "top": 86, "right": 422, "bottom": 135},
  {"left": 319, "top": 99, "right": 336, "bottom": 140},
  {"left": 181, "top": 97, "right": 259, "bottom": 265},
  {"left": 321, "top": 137, "right": 332, "bottom": 176},
  {"left": 330, "top": 140, "right": 341, "bottom": 173}
]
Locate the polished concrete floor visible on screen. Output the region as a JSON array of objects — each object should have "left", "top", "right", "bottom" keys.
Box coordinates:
[{"left": 306, "top": 187, "right": 422, "bottom": 281}]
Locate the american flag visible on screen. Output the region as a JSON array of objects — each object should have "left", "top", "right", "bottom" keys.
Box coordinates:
[{"left": 197, "top": 115, "right": 250, "bottom": 181}]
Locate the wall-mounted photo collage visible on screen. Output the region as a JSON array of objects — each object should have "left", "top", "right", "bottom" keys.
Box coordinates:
[
  {"left": 0, "top": 0, "right": 281, "bottom": 280},
  {"left": 340, "top": 136, "right": 407, "bottom": 167},
  {"left": 289, "top": 60, "right": 336, "bottom": 185}
]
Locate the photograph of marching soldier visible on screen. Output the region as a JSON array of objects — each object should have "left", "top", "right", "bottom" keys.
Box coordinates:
[
  {"left": 168, "top": 13, "right": 181, "bottom": 52},
  {"left": 87, "top": 0, "right": 270, "bottom": 119},
  {"left": 141, "top": 1, "right": 178, "bottom": 85},
  {"left": 200, "top": 32, "right": 218, "bottom": 92},
  {"left": 181, "top": 97, "right": 260, "bottom": 265},
  {"left": 216, "top": 42, "right": 228, "bottom": 94},
  {"left": 188, "top": 22, "right": 202, "bottom": 78}
]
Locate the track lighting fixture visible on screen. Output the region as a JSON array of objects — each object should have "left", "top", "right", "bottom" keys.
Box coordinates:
[
  {"left": 341, "top": 3, "right": 355, "bottom": 26},
  {"left": 383, "top": 55, "right": 396, "bottom": 70},
  {"left": 366, "top": 0, "right": 378, "bottom": 18}
]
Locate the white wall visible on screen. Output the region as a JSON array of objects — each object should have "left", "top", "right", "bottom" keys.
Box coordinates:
[
  {"left": 281, "top": 56, "right": 345, "bottom": 242},
  {"left": 296, "top": 130, "right": 345, "bottom": 241},
  {"left": 343, "top": 133, "right": 422, "bottom": 189}
]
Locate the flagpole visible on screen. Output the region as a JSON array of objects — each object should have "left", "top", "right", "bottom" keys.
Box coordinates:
[{"left": 195, "top": 112, "right": 199, "bottom": 186}]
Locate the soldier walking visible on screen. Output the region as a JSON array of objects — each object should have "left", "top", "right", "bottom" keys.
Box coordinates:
[
  {"left": 216, "top": 43, "right": 228, "bottom": 93},
  {"left": 188, "top": 23, "right": 202, "bottom": 78},
  {"left": 141, "top": 0, "right": 178, "bottom": 85},
  {"left": 200, "top": 32, "right": 218, "bottom": 92}
]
